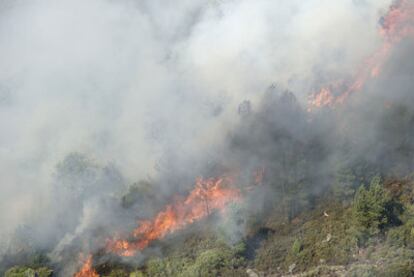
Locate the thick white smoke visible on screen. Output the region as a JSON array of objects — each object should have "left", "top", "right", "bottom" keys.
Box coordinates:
[{"left": 0, "top": 0, "right": 394, "bottom": 264}]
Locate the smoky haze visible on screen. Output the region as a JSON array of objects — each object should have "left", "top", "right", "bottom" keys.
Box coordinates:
[{"left": 2, "top": 0, "right": 412, "bottom": 274}]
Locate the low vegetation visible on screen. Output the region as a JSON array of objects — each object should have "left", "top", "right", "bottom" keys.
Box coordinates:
[{"left": 5, "top": 173, "right": 414, "bottom": 276}]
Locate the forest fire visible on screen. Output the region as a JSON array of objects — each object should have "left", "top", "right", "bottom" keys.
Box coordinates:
[
  {"left": 106, "top": 176, "right": 242, "bottom": 256},
  {"left": 73, "top": 173, "right": 254, "bottom": 275},
  {"left": 74, "top": 255, "right": 99, "bottom": 277},
  {"left": 308, "top": 0, "right": 414, "bottom": 109},
  {"left": 6, "top": 0, "right": 414, "bottom": 275}
]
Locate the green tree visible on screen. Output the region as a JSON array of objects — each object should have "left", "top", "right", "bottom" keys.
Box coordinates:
[{"left": 352, "top": 176, "right": 398, "bottom": 238}]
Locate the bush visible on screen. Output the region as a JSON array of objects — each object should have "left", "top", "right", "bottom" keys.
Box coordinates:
[
  {"left": 129, "top": 271, "right": 145, "bottom": 277},
  {"left": 387, "top": 226, "right": 408, "bottom": 247},
  {"left": 105, "top": 269, "right": 129, "bottom": 277},
  {"left": 180, "top": 246, "right": 245, "bottom": 277},
  {"left": 352, "top": 176, "right": 397, "bottom": 238},
  {"left": 254, "top": 233, "right": 293, "bottom": 272},
  {"left": 121, "top": 180, "right": 154, "bottom": 209},
  {"left": 146, "top": 258, "right": 167, "bottom": 277},
  {"left": 380, "top": 261, "right": 413, "bottom": 277},
  {"left": 182, "top": 249, "right": 225, "bottom": 276},
  {"left": 5, "top": 266, "right": 53, "bottom": 277},
  {"left": 346, "top": 264, "right": 378, "bottom": 277},
  {"left": 291, "top": 239, "right": 302, "bottom": 256}
]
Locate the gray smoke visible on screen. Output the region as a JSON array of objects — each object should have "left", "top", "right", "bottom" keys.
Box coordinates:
[{"left": 2, "top": 0, "right": 411, "bottom": 273}]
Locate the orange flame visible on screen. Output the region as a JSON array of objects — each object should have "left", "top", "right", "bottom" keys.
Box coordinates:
[
  {"left": 106, "top": 176, "right": 241, "bottom": 256},
  {"left": 74, "top": 255, "right": 99, "bottom": 277},
  {"left": 308, "top": 0, "right": 414, "bottom": 110},
  {"left": 74, "top": 175, "right": 245, "bottom": 274}
]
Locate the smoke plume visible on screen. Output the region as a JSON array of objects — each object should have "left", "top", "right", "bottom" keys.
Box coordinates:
[{"left": 1, "top": 0, "right": 413, "bottom": 274}]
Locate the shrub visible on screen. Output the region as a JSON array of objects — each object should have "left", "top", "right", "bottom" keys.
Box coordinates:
[
  {"left": 346, "top": 264, "right": 378, "bottom": 277},
  {"left": 129, "top": 271, "right": 145, "bottom": 277},
  {"left": 180, "top": 246, "right": 246, "bottom": 277},
  {"left": 146, "top": 258, "right": 167, "bottom": 277},
  {"left": 5, "top": 266, "right": 52, "bottom": 277},
  {"left": 352, "top": 176, "right": 398, "bottom": 239},
  {"left": 291, "top": 239, "right": 302, "bottom": 256},
  {"left": 380, "top": 261, "right": 413, "bottom": 277},
  {"left": 105, "top": 269, "right": 129, "bottom": 277},
  {"left": 387, "top": 226, "right": 408, "bottom": 247},
  {"left": 121, "top": 180, "right": 154, "bottom": 209},
  {"left": 183, "top": 249, "right": 227, "bottom": 276}
]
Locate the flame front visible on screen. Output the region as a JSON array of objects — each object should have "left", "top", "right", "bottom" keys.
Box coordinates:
[
  {"left": 74, "top": 255, "right": 99, "bottom": 277},
  {"left": 308, "top": 0, "right": 414, "bottom": 109},
  {"left": 106, "top": 176, "right": 241, "bottom": 256}
]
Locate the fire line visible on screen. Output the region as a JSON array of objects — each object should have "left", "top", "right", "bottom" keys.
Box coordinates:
[{"left": 308, "top": 0, "right": 414, "bottom": 110}]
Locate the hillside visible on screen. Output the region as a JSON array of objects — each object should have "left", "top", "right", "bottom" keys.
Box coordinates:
[
  {"left": 2, "top": 1, "right": 414, "bottom": 276},
  {"left": 4, "top": 173, "right": 414, "bottom": 276}
]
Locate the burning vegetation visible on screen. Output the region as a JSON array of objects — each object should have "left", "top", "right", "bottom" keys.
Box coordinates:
[
  {"left": 74, "top": 256, "right": 98, "bottom": 277},
  {"left": 2, "top": 0, "right": 414, "bottom": 277},
  {"left": 70, "top": 175, "right": 246, "bottom": 276},
  {"left": 308, "top": 0, "right": 414, "bottom": 109},
  {"left": 106, "top": 176, "right": 242, "bottom": 257}
]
